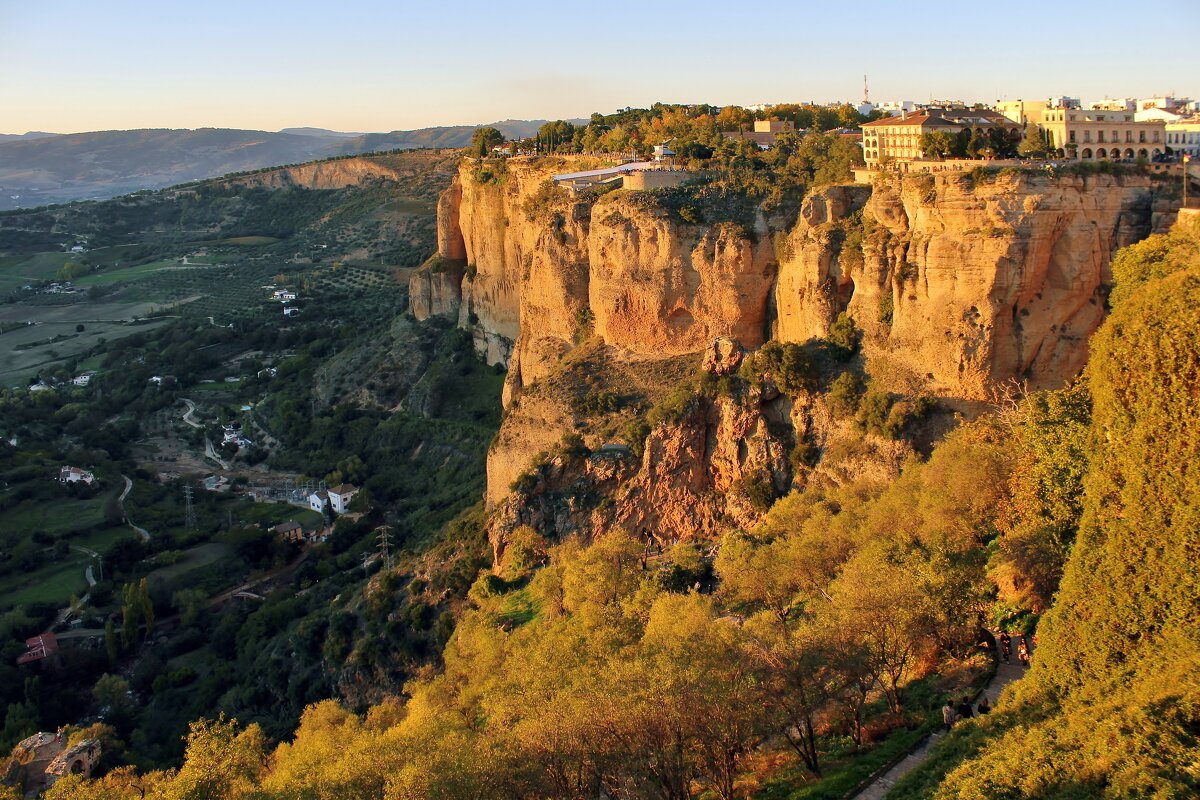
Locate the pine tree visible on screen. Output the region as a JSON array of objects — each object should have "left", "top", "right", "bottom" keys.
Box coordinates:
[{"left": 1018, "top": 121, "right": 1048, "bottom": 157}]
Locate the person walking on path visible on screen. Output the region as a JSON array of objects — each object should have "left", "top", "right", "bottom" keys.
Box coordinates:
[
  {"left": 999, "top": 631, "right": 1012, "bottom": 663},
  {"left": 956, "top": 696, "right": 975, "bottom": 721},
  {"left": 977, "top": 696, "right": 991, "bottom": 715},
  {"left": 1018, "top": 639, "right": 1030, "bottom": 666},
  {"left": 942, "top": 701, "right": 956, "bottom": 732}
]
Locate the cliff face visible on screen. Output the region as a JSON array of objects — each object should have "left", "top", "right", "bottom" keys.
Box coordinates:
[
  {"left": 411, "top": 160, "right": 779, "bottom": 392},
  {"left": 486, "top": 377, "right": 795, "bottom": 562},
  {"left": 850, "top": 172, "right": 1156, "bottom": 398},
  {"left": 229, "top": 157, "right": 410, "bottom": 190},
  {"left": 409, "top": 179, "right": 468, "bottom": 321},
  {"left": 588, "top": 194, "right": 776, "bottom": 356},
  {"left": 774, "top": 185, "right": 872, "bottom": 342},
  {"left": 410, "top": 158, "right": 1162, "bottom": 517}
]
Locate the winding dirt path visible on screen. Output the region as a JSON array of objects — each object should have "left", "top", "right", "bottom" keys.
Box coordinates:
[{"left": 120, "top": 474, "right": 151, "bottom": 542}]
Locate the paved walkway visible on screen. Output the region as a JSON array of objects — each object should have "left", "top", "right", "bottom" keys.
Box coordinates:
[{"left": 850, "top": 661, "right": 1026, "bottom": 800}]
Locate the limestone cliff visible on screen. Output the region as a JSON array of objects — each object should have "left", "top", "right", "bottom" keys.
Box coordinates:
[
  {"left": 411, "top": 158, "right": 1165, "bottom": 521},
  {"left": 851, "top": 171, "right": 1156, "bottom": 398},
  {"left": 409, "top": 178, "right": 468, "bottom": 321},
  {"left": 485, "top": 350, "right": 796, "bottom": 560},
  {"left": 226, "top": 153, "right": 455, "bottom": 191},
  {"left": 774, "top": 185, "right": 872, "bottom": 343},
  {"left": 409, "top": 160, "right": 778, "bottom": 392}
]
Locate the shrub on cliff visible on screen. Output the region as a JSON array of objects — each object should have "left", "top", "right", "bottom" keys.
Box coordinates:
[
  {"left": 826, "top": 312, "right": 859, "bottom": 359},
  {"left": 646, "top": 383, "right": 698, "bottom": 427},
  {"left": 827, "top": 371, "right": 864, "bottom": 417},
  {"left": 748, "top": 341, "right": 817, "bottom": 394}
]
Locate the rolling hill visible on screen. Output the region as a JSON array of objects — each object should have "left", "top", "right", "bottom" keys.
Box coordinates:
[{"left": 0, "top": 120, "right": 580, "bottom": 210}]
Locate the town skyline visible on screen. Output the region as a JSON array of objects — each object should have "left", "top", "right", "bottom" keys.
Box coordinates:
[{"left": 1, "top": 0, "right": 1196, "bottom": 134}]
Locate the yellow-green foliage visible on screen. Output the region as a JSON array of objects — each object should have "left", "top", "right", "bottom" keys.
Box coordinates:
[
  {"left": 1108, "top": 216, "right": 1200, "bottom": 307},
  {"left": 989, "top": 382, "right": 1092, "bottom": 614},
  {"left": 44, "top": 420, "right": 1019, "bottom": 799},
  {"left": 892, "top": 223, "right": 1200, "bottom": 799}
]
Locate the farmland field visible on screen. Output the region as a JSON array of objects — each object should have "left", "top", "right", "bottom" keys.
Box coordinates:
[
  {"left": 0, "top": 558, "right": 90, "bottom": 608},
  {"left": 146, "top": 542, "right": 231, "bottom": 583},
  {"left": 73, "top": 258, "right": 181, "bottom": 286},
  {"left": 0, "top": 251, "right": 73, "bottom": 293},
  {"left": 0, "top": 300, "right": 169, "bottom": 386},
  {"left": 0, "top": 490, "right": 116, "bottom": 539}
]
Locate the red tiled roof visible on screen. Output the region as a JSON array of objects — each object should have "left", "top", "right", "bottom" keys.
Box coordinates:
[{"left": 862, "top": 113, "right": 953, "bottom": 127}]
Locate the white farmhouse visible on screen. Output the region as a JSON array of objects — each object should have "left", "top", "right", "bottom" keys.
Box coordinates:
[
  {"left": 328, "top": 484, "right": 359, "bottom": 514},
  {"left": 59, "top": 466, "right": 96, "bottom": 486}
]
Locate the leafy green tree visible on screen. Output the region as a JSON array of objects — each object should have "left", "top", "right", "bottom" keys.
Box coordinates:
[
  {"left": 920, "top": 131, "right": 956, "bottom": 158},
  {"left": 1017, "top": 121, "right": 1048, "bottom": 157},
  {"left": 470, "top": 126, "right": 504, "bottom": 158},
  {"left": 93, "top": 674, "right": 131, "bottom": 713},
  {"left": 104, "top": 617, "right": 119, "bottom": 665}
]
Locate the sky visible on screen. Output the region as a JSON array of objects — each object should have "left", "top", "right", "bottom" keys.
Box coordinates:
[{"left": 1, "top": 0, "right": 1195, "bottom": 135}]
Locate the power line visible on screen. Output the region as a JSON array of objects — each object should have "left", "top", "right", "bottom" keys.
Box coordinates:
[
  {"left": 183, "top": 485, "right": 196, "bottom": 531},
  {"left": 375, "top": 525, "right": 393, "bottom": 570}
]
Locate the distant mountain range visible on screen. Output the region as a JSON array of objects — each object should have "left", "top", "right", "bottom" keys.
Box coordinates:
[
  {"left": 0, "top": 120, "right": 577, "bottom": 210},
  {"left": 0, "top": 132, "right": 58, "bottom": 143}
]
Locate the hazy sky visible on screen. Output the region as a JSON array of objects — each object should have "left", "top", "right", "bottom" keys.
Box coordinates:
[{"left": 1, "top": 0, "right": 1195, "bottom": 134}]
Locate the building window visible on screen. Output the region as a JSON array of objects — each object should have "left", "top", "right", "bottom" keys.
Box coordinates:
[
  {"left": 1084, "top": 130, "right": 1091, "bottom": 143},
  {"left": 1069, "top": 130, "right": 1077, "bottom": 143},
  {"left": 1112, "top": 131, "right": 1118, "bottom": 142},
  {"left": 1153, "top": 132, "right": 1160, "bottom": 143},
  {"left": 1139, "top": 131, "right": 1146, "bottom": 143},
  {"left": 1098, "top": 131, "right": 1105, "bottom": 143},
  {"left": 1127, "top": 131, "right": 1133, "bottom": 142}
]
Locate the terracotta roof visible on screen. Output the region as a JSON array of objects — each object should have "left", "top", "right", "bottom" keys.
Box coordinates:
[
  {"left": 862, "top": 113, "right": 955, "bottom": 128},
  {"left": 329, "top": 484, "right": 357, "bottom": 495}
]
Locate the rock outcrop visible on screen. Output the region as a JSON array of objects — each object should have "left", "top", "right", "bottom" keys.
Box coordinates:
[
  {"left": 487, "top": 382, "right": 794, "bottom": 564},
  {"left": 410, "top": 178, "right": 469, "bottom": 321},
  {"left": 774, "top": 184, "right": 872, "bottom": 342},
  {"left": 587, "top": 194, "right": 776, "bottom": 357},
  {"left": 410, "top": 159, "right": 779, "bottom": 392}
]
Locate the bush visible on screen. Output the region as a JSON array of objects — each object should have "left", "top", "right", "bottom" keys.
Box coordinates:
[
  {"left": 789, "top": 437, "right": 818, "bottom": 473},
  {"left": 559, "top": 433, "right": 589, "bottom": 459},
  {"left": 623, "top": 418, "right": 651, "bottom": 459},
  {"left": 827, "top": 312, "right": 859, "bottom": 358},
  {"left": 404, "top": 601, "right": 434, "bottom": 630},
  {"left": 879, "top": 291, "right": 894, "bottom": 325},
  {"left": 646, "top": 384, "right": 697, "bottom": 427},
  {"left": 754, "top": 341, "right": 816, "bottom": 394},
  {"left": 736, "top": 470, "right": 777, "bottom": 512},
  {"left": 856, "top": 390, "right": 893, "bottom": 436},
  {"left": 468, "top": 573, "right": 508, "bottom": 607},
  {"left": 828, "top": 371, "right": 864, "bottom": 416}
]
